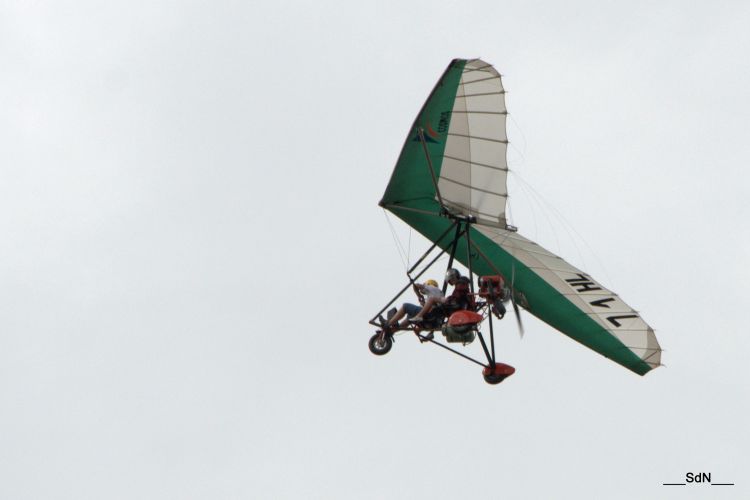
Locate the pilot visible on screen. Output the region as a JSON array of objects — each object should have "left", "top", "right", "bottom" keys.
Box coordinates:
[{"left": 442, "top": 268, "right": 475, "bottom": 312}]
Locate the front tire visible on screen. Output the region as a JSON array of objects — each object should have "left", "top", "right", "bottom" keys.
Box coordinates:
[{"left": 369, "top": 333, "right": 393, "bottom": 355}]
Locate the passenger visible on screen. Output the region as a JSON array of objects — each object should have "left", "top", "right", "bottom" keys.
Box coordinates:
[{"left": 385, "top": 279, "right": 443, "bottom": 330}]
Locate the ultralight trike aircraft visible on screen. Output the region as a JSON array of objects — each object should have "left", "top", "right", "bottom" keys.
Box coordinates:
[{"left": 368, "top": 58, "right": 661, "bottom": 385}]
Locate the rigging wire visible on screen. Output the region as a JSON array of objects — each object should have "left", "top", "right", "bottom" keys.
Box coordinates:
[
  {"left": 506, "top": 109, "right": 614, "bottom": 290},
  {"left": 407, "top": 226, "right": 412, "bottom": 268},
  {"left": 510, "top": 170, "right": 615, "bottom": 287},
  {"left": 507, "top": 112, "right": 528, "bottom": 166},
  {"left": 512, "top": 171, "right": 561, "bottom": 254},
  {"left": 505, "top": 108, "right": 526, "bottom": 231},
  {"left": 383, "top": 209, "right": 409, "bottom": 272}
]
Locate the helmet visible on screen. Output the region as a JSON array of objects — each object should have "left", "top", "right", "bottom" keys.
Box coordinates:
[
  {"left": 445, "top": 268, "right": 460, "bottom": 283},
  {"left": 424, "top": 279, "right": 438, "bottom": 287}
]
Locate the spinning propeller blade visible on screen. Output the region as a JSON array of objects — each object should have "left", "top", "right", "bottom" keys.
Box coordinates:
[{"left": 511, "top": 292, "right": 524, "bottom": 338}]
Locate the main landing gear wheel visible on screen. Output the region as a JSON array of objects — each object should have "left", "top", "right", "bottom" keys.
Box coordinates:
[
  {"left": 369, "top": 333, "right": 393, "bottom": 355},
  {"left": 482, "top": 363, "right": 515, "bottom": 384}
]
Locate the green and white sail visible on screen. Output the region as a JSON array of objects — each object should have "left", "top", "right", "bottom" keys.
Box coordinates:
[{"left": 380, "top": 58, "right": 661, "bottom": 375}]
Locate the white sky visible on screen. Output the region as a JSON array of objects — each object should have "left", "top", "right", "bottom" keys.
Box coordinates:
[{"left": 2, "top": 1, "right": 749, "bottom": 499}]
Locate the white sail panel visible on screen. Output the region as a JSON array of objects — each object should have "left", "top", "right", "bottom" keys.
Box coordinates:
[
  {"left": 475, "top": 224, "right": 662, "bottom": 370},
  {"left": 438, "top": 59, "right": 509, "bottom": 227}
]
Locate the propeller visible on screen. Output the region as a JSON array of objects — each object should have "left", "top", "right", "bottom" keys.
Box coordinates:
[
  {"left": 510, "top": 263, "right": 525, "bottom": 338},
  {"left": 510, "top": 291, "right": 525, "bottom": 338}
]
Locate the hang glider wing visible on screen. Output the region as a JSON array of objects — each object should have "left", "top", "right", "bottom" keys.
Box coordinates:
[{"left": 380, "top": 58, "right": 661, "bottom": 375}]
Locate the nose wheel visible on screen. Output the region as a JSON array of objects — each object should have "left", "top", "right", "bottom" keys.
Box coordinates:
[{"left": 369, "top": 332, "right": 393, "bottom": 355}]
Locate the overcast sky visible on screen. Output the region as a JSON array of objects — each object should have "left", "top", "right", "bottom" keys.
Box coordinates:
[{"left": 2, "top": 1, "right": 749, "bottom": 499}]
